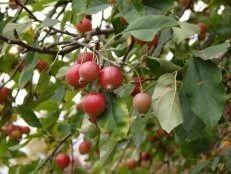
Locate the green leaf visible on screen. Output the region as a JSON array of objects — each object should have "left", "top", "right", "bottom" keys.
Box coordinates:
[
  {"left": 98, "top": 93, "right": 129, "bottom": 140},
  {"left": 114, "top": 84, "right": 135, "bottom": 97},
  {"left": 35, "top": 100, "right": 59, "bottom": 112},
  {"left": 79, "top": 117, "right": 100, "bottom": 138},
  {"left": 99, "top": 133, "right": 117, "bottom": 166},
  {"left": 72, "top": 0, "right": 87, "bottom": 21},
  {"left": 24, "top": 51, "right": 38, "bottom": 65},
  {"left": 8, "top": 160, "right": 40, "bottom": 174},
  {"left": 50, "top": 85, "right": 66, "bottom": 104},
  {"left": 111, "top": 11, "right": 126, "bottom": 37},
  {"left": 3, "top": 22, "right": 31, "bottom": 39},
  {"left": 8, "top": 139, "right": 31, "bottom": 151},
  {"left": 18, "top": 67, "right": 34, "bottom": 88},
  {"left": 117, "top": 0, "right": 175, "bottom": 24},
  {"left": 57, "top": 123, "right": 71, "bottom": 135},
  {"left": 56, "top": 66, "right": 68, "bottom": 78},
  {"left": 86, "top": 0, "right": 110, "bottom": 15},
  {"left": 175, "top": 134, "right": 211, "bottom": 158},
  {"left": 125, "top": 15, "right": 178, "bottom": 42},
  {"left": 43, "top": 18, "right": 59, "bottom": 27},
  {"left": 153, "top": 28, "right": 173, "bottom": 57},
  {"left": 19, "top": 162, "right": 38, "bottom": 174},
  {"left": 146, "top": 57, "right": 181, "bottom": 76},
  {"left": 36, "top": 72, "right": 51, "bottom": 93},
  {"left": 142, "top": 0, "right": 175, "bottom": 14},
  {"left": 18, "top": 52, "right": 38, "bottom": 88},
  {"left": 176, "top": 88, "right": 205, "bottom": 140},
  {"left": 173, "top": 22, "right": 200, "bottom": 44},
  {"left": 0, "top": 136, "right": 7, "bottom": 158},
  {"left": 225, "top": 159, "right": 231, "bottom": 172},
  {"left": 152, "top": 73, "right": 183, "bottom": 133},
  {"left": 189, "top": 160, "right": 210, "bottom": 174},
  {"left": 191, "top": 42, "right": 230, "bottom": 60},
  {"left": 179, "top": 88, "right": 205, "bottom": 132},
  {"left": 183, "top": 58, "right": 226, "bottom": 128},
  {"left": 117, "top": 0, "right": 144, "bottom": 23},
  {"left": 40, "top": 112, "right": 59, "bottom": 129},
  {"left": 16, "top": 106, "right": 42, "bottom": 128},
  {"left": 71, "top": 111, "right": 85, "bottom": 132},
  {"left": 0, "top": 12, "right": 4, "bottom": 33},
  {"left": 131, "top": 116, "right": 144, "bottom": 134}
]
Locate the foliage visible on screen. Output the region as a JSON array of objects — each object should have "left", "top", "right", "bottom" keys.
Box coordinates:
[{"left": 0, "top": 0, "right": 231, "bottom": 173}]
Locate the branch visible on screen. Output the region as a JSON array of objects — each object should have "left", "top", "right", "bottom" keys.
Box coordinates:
[
  {"left": 0, "top": 28, "right": 114, "bottom": 55},
  {"left": 40, "top": 4, "right": 68, "bottom": 45},
  {"left": 70, "top": 140, "right": 74, "bottom": 174},
  {"left": 15, "top": 0, "right": 38, "bottom": 21},
  {"left": 112, "top": 139, "right": 132, "bottom": 173},
  {"left": 0, "top": 59, "right": 24, "bottom": 89},
  {"left": 36, "top": 133, "right": 72, "bottom": 171},
  {"left": 16, "top": 0, "right": 77, "bottom": 38},
  {"left": 11, "top": 0, "right": 29, "bottom": 23},
  {"left": 0, "top": 34, "right": 59, "bottom": 54},
  {"left": 71, "top": 40, "right": 119, "bottom": 66},
  {"left": 47, "top": 27, "right": 114, "bottom": 49}
]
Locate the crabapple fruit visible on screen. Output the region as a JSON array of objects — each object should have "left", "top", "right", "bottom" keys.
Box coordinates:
[
  {"left": 99, "top": 66, "right": 123, "bottom": 90},
  {"left": 66, "top": 64, "right": 87, "bottom": 88},
  {"left": 82, "top": 92, "right": 106, "bottom": 117},
  {"left": 133, "top": 93, "right": 151, "bottom": 113}
]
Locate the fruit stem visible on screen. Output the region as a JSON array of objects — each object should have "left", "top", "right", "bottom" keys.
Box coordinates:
[
  {"left": 106, "top": 84, "right": 113, "bottom": 90},
  {"left": 124, "top": 62, "right": 143, "bottom": 92},
  {"left": 79, "top": 77, "right": 85, "bottom": 83}
]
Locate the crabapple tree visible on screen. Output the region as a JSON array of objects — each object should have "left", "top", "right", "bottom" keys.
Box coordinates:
[{"left": 0, "top": 0, "right": 231, "bottom": 173}]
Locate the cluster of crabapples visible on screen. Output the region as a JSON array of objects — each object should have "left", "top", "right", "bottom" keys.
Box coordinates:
[
  {"left": 55, "top": 139, "right": 150, "bottom": 170},
  {"left": 0, "top": 87, "right": 30, "bottom": 141},
  {"left": 55, "top": 141, "right": 91, "bottom": 169},
  {"left": 118, "top": 151, "right": 151, "bottom": 170},
  {"left": 4, "top": 124, "right": 30, "bottom": 141},
  {"left": 66, "top": 51, "right": 152, "bottom": 123}
]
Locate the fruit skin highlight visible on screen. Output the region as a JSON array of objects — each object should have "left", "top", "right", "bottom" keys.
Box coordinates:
[
  {"left": 82, "top": 92, "right": 106, "bottom": 117},
  {"left": 99, "top": 66, "right": 123, "bottom": 90},
  {"left": 133, "top": 93, "right": 151, "bottom": 113},
  {"left": 66, "top": 64, "right": 87, "bottom": 88}
]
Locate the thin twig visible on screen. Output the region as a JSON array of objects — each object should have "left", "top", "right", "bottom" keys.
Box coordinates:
[
  {"left": 0, "top": 28, "right": 114, "bottom": 56},
  {"left": 0, "top": 59, "right": 24, "bottom": 90},
  {"left": 112, "top": 139, "right": 132, "bottom": 173},
  {"left": 71, "top": 140, "right": 74, "bottom": 174},
  {"left": 36, "top": 133, "right": 72, "bottom": 171},
  {"left": 15, "top": 0, "right": 38, "bottom": 21},
  {"left": 11, "top": 0, "right": 29, "bottom": 22},
  {"left": 71, "top": 40, "right": 119, "bottom": 66}
]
